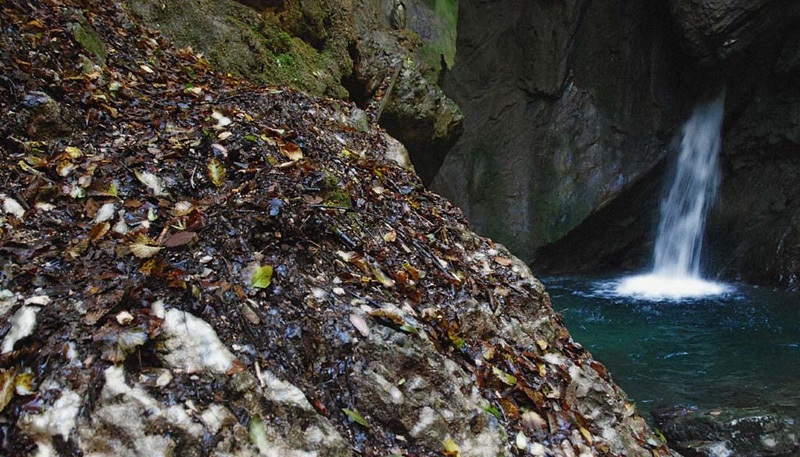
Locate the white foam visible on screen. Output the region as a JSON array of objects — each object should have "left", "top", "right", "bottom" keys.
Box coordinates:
[{"left": 614, "top": 274, "right": 730, "bottom": 301}]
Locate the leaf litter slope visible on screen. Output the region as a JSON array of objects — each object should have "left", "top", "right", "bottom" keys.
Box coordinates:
[{"left": 0, "top": 0, "right": 672, "bottom": 455}]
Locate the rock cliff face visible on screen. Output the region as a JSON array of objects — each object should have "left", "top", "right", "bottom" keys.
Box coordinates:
[
  {"left": 431, "top": 0, "right": 682, "bottom": 265},
  {"left": 434, "top": 0, "right": 800, "bottom": 286}
]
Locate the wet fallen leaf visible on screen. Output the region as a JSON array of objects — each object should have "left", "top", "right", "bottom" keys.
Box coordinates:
[
  {"left": 64, "top": 146, "right": 83, "bottom": 158},
  {"left": 442, "top": 437, "right": 461, "bottom": 457},
  {"left": 368, "top": 308, "right": 404, "bottom": 326},
  {"left": 94, "top": 324, "right": 148, "bottom": 363},
  {"left": 579, "top": 425, "right": 594, "bottom": 445},
  {"left": 14, "top": 372, "right": 35, "bottom": 396},
  {"left": 342, "top": 408, "right": 370, "bottom": 427},
  {"left": 484, "top": 405, "right": 502, "bottom": 420},
  {"left": 94, "top": 202, "right": 116, "bottom": 223},
  {"left": 130, "top": 239, "right": 163, "bottom": 259},
  {"left": 207, "top": 157, "right": 227, "bottom": 187},
  {"left": 249, "top": 415, "right": 269, "bottom": 454},
  {"left": 499, "top": 397, "right": 520, "bottom": 420},
  {"left": 383, "top": 230, "right": 397, "bottom": 242},
  {"left": 212, "top": 111, "right": 232, "bottom": 128},
  {"left": 399, "top": 324, "right": 420, "bottom": 336},
  {"left": 56, "top": 159, "right": 76, "bottom": 177},
  {"left": 172, "top": 201, "right": 194, "bottom": 216},
  {"left": 402, "top": 261, "right": 423, "bottom": 281},
  {"left": 349, "top": 313, "right": 370, "bottom": 337},
  {"left": 115, "top": 311, "right": 134, "bottom": 325},
  {"left": 492, "top": 366, "right": 517, "bottom": 386},
  {"left": 251, "top": 265, "right": 273, "bottom": 289},
  {"left": 0, "top": 368, "right": 17, "bottom": 413},
  {"left": 371, "top": 264, "right": 396, "bottom": 288},
  {"left": 241, "top": 302, "right": 261, "bottom": 325},
  {"left": 2, "top": 194, "right": 25, "bottom": 219},
  {"left": 226, "top": 359, "right": 248, "bottom": 375},
  {"left": 134, "top": 169, "right": 167, "bottom": 196},
  {"left": 164, "top": 231, "right": 196, "bottom": 248},
  {"left": 280, "top": 142, "right": 303, "bottom": 161},
  {"left": 89, "top": 222, "right": 110, "bottom": 241},
  {"left": 493, "top": 257, "right": 513, "bottom": 266}
]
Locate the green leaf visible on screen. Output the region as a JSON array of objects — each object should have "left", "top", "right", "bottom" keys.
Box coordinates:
[
  {"left": 244, "top": 134, "right": 258, "bottom": 142},
  {"left": 484, "top": 405, "right": 502, "bottom": 420},
  {"left": 342, "top": 408, "right": 370, "bottom": 427},
  {"left": 251, "top": 265, "right": 273, "bottom": 289},
  {"left": 249, "top": 415, "right": 269, "bottom": 454},
  {"left": 492, "top": 366, "right": 517, "bottom": 386},
  {"left": 399, "top": 324, "right": 420, "bottom": 336}
]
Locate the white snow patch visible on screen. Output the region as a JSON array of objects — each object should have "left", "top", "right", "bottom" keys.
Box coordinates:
[
  {"left": 161, "top": 309, "right": 235, "bottom": 375},
  {"left": 2, "top": 306, "right": 40, "bottom": 353},
  {"left": 94, "top": 202, "right": 116, "bottom": 223}
]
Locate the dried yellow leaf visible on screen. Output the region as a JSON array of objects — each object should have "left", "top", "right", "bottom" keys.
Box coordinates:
[
  {"left": 0, "top": 368, "right": 17, "bottom": 414},
  {"left": 130, "top": 243, "right": 163, "bottom": 259},
  {"left": 207, "top": 157, "right": 227, "bottom": 187},
  {"left": 280, "top": 142, "right": 303, "bottom": 161}
]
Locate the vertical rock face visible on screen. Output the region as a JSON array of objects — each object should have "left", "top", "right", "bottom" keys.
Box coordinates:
[
  {"left": 431, "top": 0, "right": 680, "bottom": 264},
  {"left": 706, "top": 39, "right": 800, "bottom": 286},
  {"left": 667, "top": 0, "right": 800, "bottom": 64},
  {"left": 436, "top": 0, "right": 800, "bottom": 286}
]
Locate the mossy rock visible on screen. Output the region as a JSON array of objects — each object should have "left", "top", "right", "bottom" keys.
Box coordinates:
[
  {"left": 123, "top": 0, "right": 352, "bottom": 98},
  {"left": 69, "top": 11, "right": 108, "bottom": 65}
]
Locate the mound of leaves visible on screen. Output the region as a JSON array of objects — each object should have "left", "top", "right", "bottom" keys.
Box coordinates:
[{"left": 0, "top": 0, "right": 675, "bottom": 455}]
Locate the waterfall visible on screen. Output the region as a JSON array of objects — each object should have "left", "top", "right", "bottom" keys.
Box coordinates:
[
  {"left": 653, "top": 93, "right": 725, "bottom": 278},
  {"left": 615, "top": 92, "right": 729, "bottom": 300}
]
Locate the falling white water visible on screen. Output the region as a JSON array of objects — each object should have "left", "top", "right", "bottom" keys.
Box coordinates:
[{"left": 616, "top": 93, "right": 730, "bottom": 300}]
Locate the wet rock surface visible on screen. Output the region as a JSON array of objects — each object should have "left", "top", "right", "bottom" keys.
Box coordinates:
[
  {"left": 456, "top": 0, "right": 800, "bottom": 286},
  {"left": 432, "top": 0, "right": 681, "bottom": 265},
  {"left": 653, "top": 405, "right": 800, "bottom": 457},
  {"left": 0, "top": 0, "right": 677, "bottom": 455}
]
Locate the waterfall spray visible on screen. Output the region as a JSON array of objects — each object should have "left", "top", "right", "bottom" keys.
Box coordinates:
[
  {"left": 616, "top": 92, "right": 729, "bottom": 299},
  {"left": 653, "top": 93, "right": 725, "bottom": 278}
]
